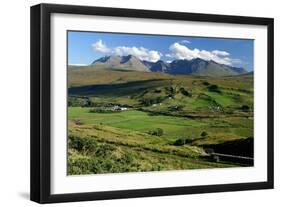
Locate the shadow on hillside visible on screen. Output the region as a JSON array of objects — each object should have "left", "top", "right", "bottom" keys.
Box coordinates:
[{"left": 68, "top": 79, "right": 168, "bottom": 96}]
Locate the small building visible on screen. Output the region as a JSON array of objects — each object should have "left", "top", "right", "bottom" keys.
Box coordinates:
[{"left": 112, "top": 105, "right": 128, "bottom": 111}]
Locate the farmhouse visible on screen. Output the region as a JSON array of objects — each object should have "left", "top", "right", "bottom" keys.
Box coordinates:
[{"left": 112, "top": 105, "right": 128, "bottom": 111}]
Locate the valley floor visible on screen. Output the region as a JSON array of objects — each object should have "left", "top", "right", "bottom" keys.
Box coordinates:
[{"left": 67, "top": 107, "right": 253, "bottom": 175}]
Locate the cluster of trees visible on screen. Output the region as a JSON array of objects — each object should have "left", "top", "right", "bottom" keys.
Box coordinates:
[
  {"left": 89, "top": 106, "right": 124, "bottom": 113},
  {"left": 135, "top": 84, "right": 195, "bottom": 108},
  {"left": 164, "top": 85, "right": 192, "bottom": 98},
  {"left": 68, "top": 97, "right": 95, "bottom": 107},
  {"left": 140, "top": 96, "right": 166, "bottom": 106},
  {"left": 208, "top": 84, "right": 221, "bottom": 93},
  {"left": 148, "top": 128, "right": 164, "bottom": 136},
  {"left": 165, "top": 86, "right": 177, "bottom": 98},
  {"left": 173, "top": 131, "right": 208, "bottom": 146}
]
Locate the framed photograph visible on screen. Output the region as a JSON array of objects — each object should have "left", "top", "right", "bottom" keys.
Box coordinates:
[{"left": 30, "top": 3, "right": 274, "bottom": 203}]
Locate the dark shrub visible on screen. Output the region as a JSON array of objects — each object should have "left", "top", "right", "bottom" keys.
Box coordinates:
[
  {"left": 156, "top": 128, "right": 164, "bottom": 136},
  {"left": 148, "top": 128, "right": 164, "bottom": 136},
  {"left": 184, "top": 138, "right": 193, "bottom": 144},
  {"left": 201, "top": 131, "right": 208, "bottom": 137},
  {"left": 202, "top": 81, "right": 210, "bottom": 86},
  {"left": 208, "top": 84, "right": 221, "bottom": 93},
  {"left": 68, "top": 135, "right": 97, "bottom": 152},
  {"left": 68, "top": 135, "right": 84, "bottom": 151},
  {"left": 241, "top": 105, "right": 250, "bottom": 111},
  {"left": 165, "top": 86, "right": 177, "bottom": 97},
  {"left": 179, "top": 87, "right": 192, "bottom": 97},
  {"left": 174, "top": 138, "right": 185, "bottom": 146},
  {"left": 73, "top": 119, "right": 83, "bottom": 125}
]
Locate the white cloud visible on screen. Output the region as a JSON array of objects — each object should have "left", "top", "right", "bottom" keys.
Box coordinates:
[
  {"left": 92, "top": 40, "right": 162, "bottom": 62},
  {"left": 92, "top": 40, "right": 110, "bottom": 53},
  {"left": 180, "top": 40, "right": 191, "bottom": 44},
  {"left": 229, "top": 58, "right": 242, "bottom": 64},
  {"left": 166, "top": 42, "right": 240, "bottom": 66},
  {"left": 212, "top": 50, "right": 230, "bottom": 56}
]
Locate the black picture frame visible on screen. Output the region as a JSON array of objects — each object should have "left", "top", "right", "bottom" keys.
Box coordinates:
[{"left": 30, "top": 3, "right": 274, "bottom": 204}]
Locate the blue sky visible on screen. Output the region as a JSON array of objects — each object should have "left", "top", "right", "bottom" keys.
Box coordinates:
[{"left": 68, "top": 31, "right": 254, "bottom": 71}]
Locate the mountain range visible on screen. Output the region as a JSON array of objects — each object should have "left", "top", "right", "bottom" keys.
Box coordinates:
[{"left": 91, "top": 55, "right": 248, "bottom": 76}]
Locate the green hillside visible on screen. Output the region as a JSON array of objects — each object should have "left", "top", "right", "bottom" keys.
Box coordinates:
[{"left": 67, "top": 65, "right": 254, "bottom": 175}]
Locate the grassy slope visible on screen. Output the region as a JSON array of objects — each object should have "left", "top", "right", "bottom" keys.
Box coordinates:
[
  {"left": 68, "top": 65, "right": 172, "bottom": 87},
  {"left": 67, "top": 66, "right": 254, "bottom": 174},
  {"left": 68, "top": 119, "right": 237, "bottom": 175},
  {"left": 69, "top": 67, "right": 253, "bottom": 115},
  {"left": 69, "top": 108, "right": 252, "bottom": 143}
]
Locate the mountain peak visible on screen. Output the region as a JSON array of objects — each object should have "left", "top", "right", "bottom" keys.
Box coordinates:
[
  {"left": 92, "top": 55, "right": 150, "bottom": 72},
  {"left": 192, "top": 57, "right": 208, "bottom": 63},
  {"left": 91, "top": 55, "right": 247, "bottom": 76},
  {"left": 92, "top": 55, "right": 110, "bottom": 64},
  {"left": 120, "top": 55, "right": 139, "bottom": 63}
]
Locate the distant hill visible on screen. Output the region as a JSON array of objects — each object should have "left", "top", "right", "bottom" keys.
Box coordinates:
[{"left": 91, "top": 55, "right": 248, "bottom": 76}]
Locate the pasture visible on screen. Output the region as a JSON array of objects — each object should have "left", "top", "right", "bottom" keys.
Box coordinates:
[{"left": 67, "top": 67, "right": 254, "bottom": 175}]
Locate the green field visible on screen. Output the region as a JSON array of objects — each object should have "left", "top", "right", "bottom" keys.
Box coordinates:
[{"left": 67, "top": 66, "right": 254, "bottom": 175}]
